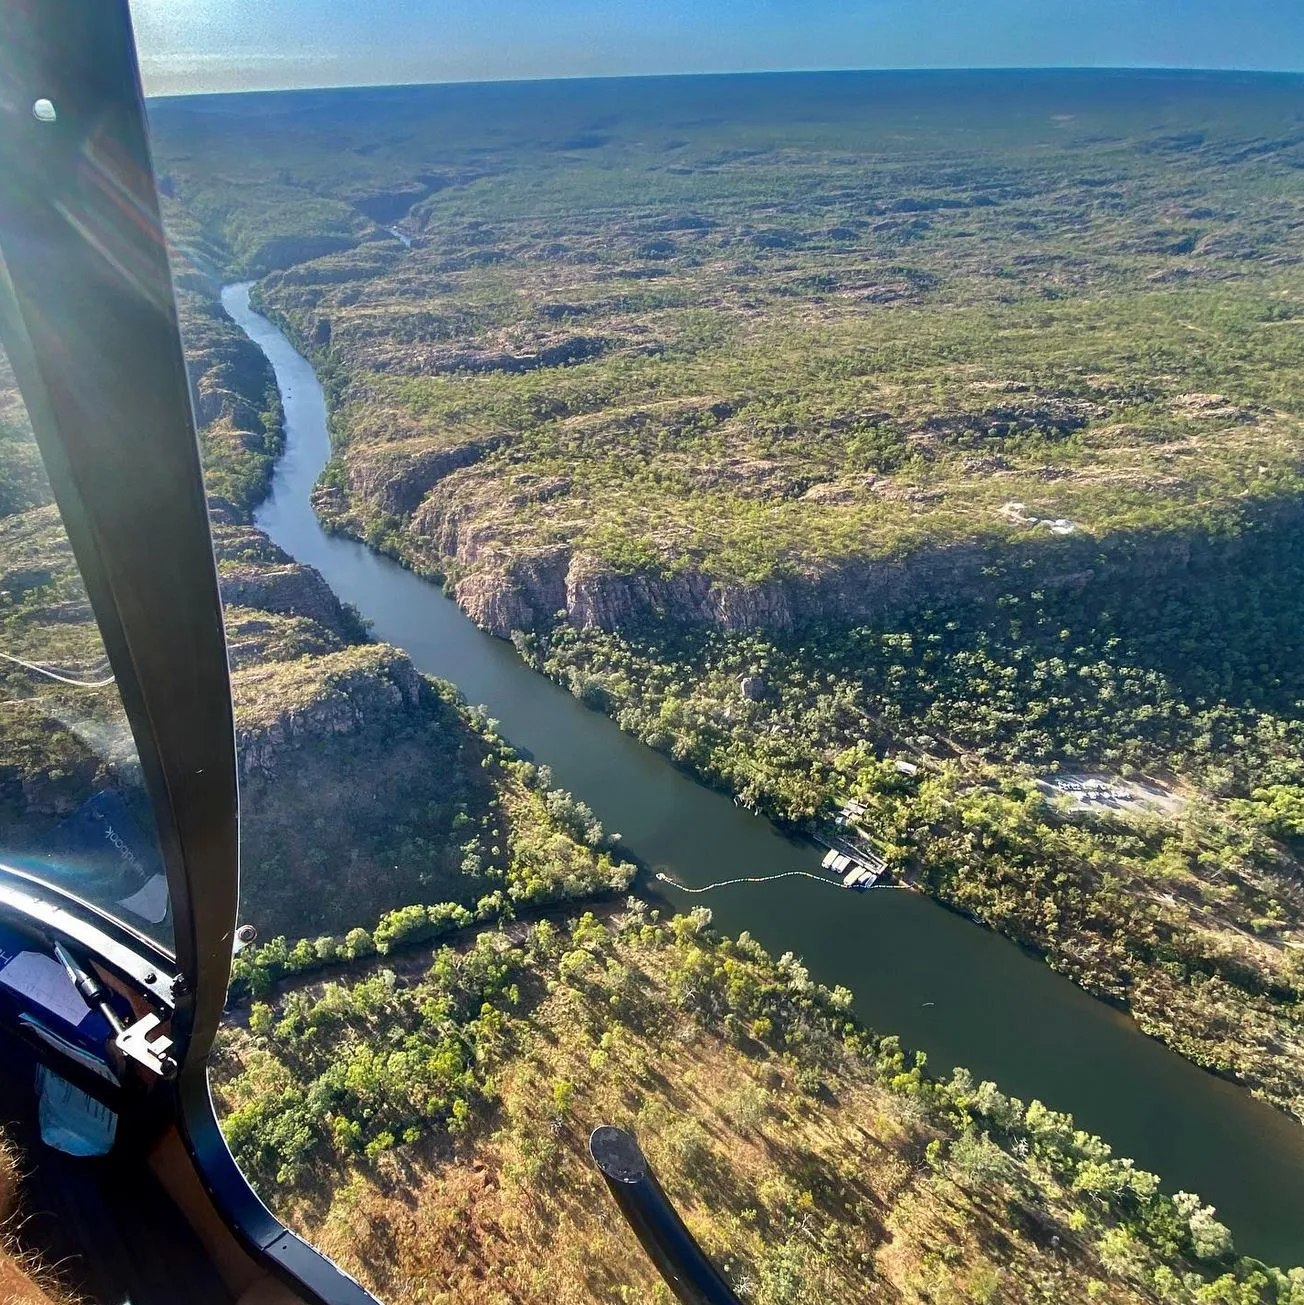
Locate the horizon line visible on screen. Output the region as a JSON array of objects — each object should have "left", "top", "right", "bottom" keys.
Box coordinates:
[{"left": 144, "top": 61, "right": 1304, "bottom": 102}]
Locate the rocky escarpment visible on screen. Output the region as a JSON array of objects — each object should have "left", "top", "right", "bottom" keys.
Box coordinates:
[
  {"left": 215, "top": 524, "right": 362, "bottom": 641},
  {"left": 233, "top": 644, "right": 422, "bottom": 779},
  {"left": 446, "top": 542, "right": 1010, "bottom": 636},
  {"left": 186, "top": 318, "right": 270, "bottom": 434},
  {"left": 176, "top": 285, "right": 285, "bottom": 514},
  {"left": 384, "top": 334, "right": 615, "bottom": 377},
  {"left": 207, "top": 521, "right": 502, "bottom": 938},
  {"left": 210, "top": 524, "right": 426, "bottom": 782},
  {"left": 3, "top": 283, "right": 501, "bottom": 939},
  {"left": 219, "top": 557, "right": 354, "bottom": 639},
  {"left": 291, "top": 372, "right": 1304, "bottom": 646},
  {"left": 408, "top": 496, "right": 1304, "bottom": 640},
  {"left": 343, "top": 435, "right": 507, "bottom": 517},
  {"left": 313, "top": 381, "right": 1304, "bottom": 642}
]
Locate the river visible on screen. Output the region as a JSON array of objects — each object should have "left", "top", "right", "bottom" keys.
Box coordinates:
[{"left": 222, "top": 280, "right": 1304, "bottom": 1267}]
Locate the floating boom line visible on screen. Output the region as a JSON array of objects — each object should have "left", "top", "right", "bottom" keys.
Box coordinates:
[{"left": 655, "top": 870, "right": 842, "bottom": 894}]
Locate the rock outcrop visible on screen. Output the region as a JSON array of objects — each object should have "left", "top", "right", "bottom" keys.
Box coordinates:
[
  {"left": 233, "top": 645, "right": 422, "bottom": 778},
  {"left": 420, "top": 512, "right": 1302, "bottom": 641},
  {"left": 215, "top": 525, "right": 360, "bottom": 640},
  {"left": 383, "top": 336, "right": 614, "bottom": 377},
  {"left": 346, "top": 436, "right": 505, "bottom": 517},
  {"left": 450, "top": 546, "right": 997, "bottom": 636},
  {"left": 206, "top": 523, "right": 493, "bottom": 938},
  {"left": 219, "top": 559, "right": 354, "bottom": 639}
]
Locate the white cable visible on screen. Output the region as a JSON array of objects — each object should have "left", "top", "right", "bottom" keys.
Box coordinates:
[
  {"left": 655, "top": 869, "right": 844, "bottom": 893},
  {"left": 0, "top": 649, "right": 116, "bottom": 688}
]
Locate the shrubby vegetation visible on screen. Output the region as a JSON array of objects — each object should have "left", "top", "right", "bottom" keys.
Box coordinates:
[
  {"left": 0, "top": 415, "right": 49, "bottom": 520},
  {"left": 214, "top": 903, "right": 1304, "bottom": 1303},
  {"left": 230, "top": 748, "right": 631, "bottom": 997}
]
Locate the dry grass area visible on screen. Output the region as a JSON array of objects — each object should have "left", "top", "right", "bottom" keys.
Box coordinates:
[{"left": 225, "top": 923, "right": 1227, "bottom": 1305}]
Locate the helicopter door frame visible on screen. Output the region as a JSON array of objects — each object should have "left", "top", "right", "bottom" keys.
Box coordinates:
[{"left": 0, "top": 2, "right": 375, "bottom": 1301}]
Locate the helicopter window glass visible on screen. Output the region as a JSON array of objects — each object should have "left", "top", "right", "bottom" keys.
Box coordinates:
[
  {"left": 132, "top": 1, "right": 1304, "bottom": 1291},
  {"left": 0, "top": 343, "right": 172, "bottom": 948}
]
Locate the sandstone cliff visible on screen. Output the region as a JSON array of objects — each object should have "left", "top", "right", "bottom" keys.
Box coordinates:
[{"left": 404, "top": 494, "right": 1273, "bottom": 640}]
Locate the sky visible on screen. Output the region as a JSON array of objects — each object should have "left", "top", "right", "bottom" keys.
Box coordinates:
[{"left": 130, "top": 0, "right": 1304, "bottom": 97}]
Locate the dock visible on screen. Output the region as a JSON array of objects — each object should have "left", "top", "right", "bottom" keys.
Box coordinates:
[
  {"left": 818, "top": 796, "right": 890, "bottom": 888},
  {"left": 820, "top": 843, "right": 881, "bottom": 890}
]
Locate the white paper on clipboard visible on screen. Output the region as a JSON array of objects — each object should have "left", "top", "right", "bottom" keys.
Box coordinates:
[{"left": 0, "top": 950, "right": 92, "bottom": 1027}]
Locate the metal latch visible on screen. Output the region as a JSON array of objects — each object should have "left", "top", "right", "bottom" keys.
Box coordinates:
[
  {"left": 53, "top": 941, "right": 177, "bottom": 1079},
  {"left": 114, "top": 1010, "right": 176, "bottom": 1078}
]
